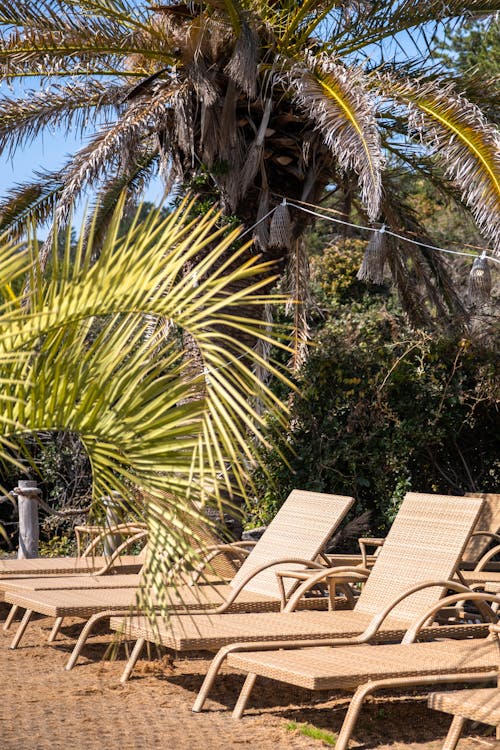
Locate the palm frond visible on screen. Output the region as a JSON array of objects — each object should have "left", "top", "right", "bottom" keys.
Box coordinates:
[
  {"left": 0, "top": 171, "right": 62, "bottom": 238},
  {"left": 53, "top": 85, "right": 177, "bottom": 226},
  {"left": 381, "top": 73, "right": 500, "bottom": 251},
  {"left": 0, "top": 198, "right": 292, "bottom": 573},
  {"left": 0, "top": 82, "right": 126, "bottom": 158},
  {"left": 288, "top": 58, "right": 383, "bottom": 220},
  {"left": 224, "top": 21, "right": 259, "bottom": 98}
]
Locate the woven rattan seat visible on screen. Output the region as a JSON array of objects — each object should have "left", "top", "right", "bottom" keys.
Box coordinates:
[
  {"left": 429, "top": 687, "right": 500, "bottom": 725},
  {"left": 0, "top": 553, "right": 143, "bottom": 578},
  {"left": 223, "top": 630, "right": 498, "bottom": 750},
  {"left": 229, "top": 639, "right": 497, "bottom": 691},
  {"left": 428, "top": 621, "right": 500, "bottom": 749}
]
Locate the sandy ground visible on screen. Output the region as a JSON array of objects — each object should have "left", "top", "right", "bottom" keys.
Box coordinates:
[{"left": 0, "top": 602, "right": 498, "bottom": 750}]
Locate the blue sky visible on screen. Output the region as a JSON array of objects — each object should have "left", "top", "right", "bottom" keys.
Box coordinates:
[{"left": 0, "top": 117, "right": 165, "bottom": 237}]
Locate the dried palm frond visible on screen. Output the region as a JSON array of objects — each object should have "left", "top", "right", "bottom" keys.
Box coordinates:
[
  {"left": 239, "top": 97, "right": 273, "bottom": 198},
  {"left": 186, "top": 57, "right": 219, "bottom": 107},
  {"left": 381, "top": 73, "right": 500, "bottom": 252},
  {"left": 54, "top": 86, "right": 177, "bottom": 226},
  {"left": 284, "top": 236, "right": 311, "bottom": 370},
  {"left": 326, "top": 509, "right": 372, "bottom": 552},
  {"left": 288, "top": 59, "right": 383, "bottom": 220},
  {"left": 224, "top": 21, "right": 259, "bottom": 99},
  {"left": 253, "top": 183, "right": 270, "bottom": 251}
]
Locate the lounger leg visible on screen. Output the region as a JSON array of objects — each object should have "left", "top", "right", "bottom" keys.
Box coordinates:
[
  {"left": 192, "top": 646, "right": 235, "bottom": 712},
  {"left": 120, "top": 637, "right": 146, "bottom": 683},
  {"left": 232, "top": 673, "right": 258, "bottom": 719},
  {"left": 335, "top": 682, "right": 375, "bottom": 750},
  {"left": 48, "top": 616, "right": 64, "bottom": 643},
  {"left": 9, "top": 609, "right": 33, "bottom": 649},
  {"left": 442, "top": 715, "right": 467, "bottom": 750},
  {"left": 3, "top": 604, "right": 19, "bottom": 631},
  {"left": 66, "top": 611, "right": 112, "bottom": 670}
]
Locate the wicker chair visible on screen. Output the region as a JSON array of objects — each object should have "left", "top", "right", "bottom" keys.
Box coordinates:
[
  {"left": 3, "top": 490, "right": 355, "bottom": 662},
  {"left": 428, "top": 621, "right": 500, "bottom": 749},
  {"left": 0, "top": 522, "right": 147, "bottom": 578},
  {"left": 217, "top": 591, "right": 500, "bottom": 750},
  {"left": 110, "top": 493, "right": 488, "bottom": 685}
]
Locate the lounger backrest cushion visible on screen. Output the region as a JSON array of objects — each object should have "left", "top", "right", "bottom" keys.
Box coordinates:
[
  {"left": 355, "top": 492, "right": 484, "bottom": 624},
  {"left": 230, "top": 490, "right": 354, "bottom": 598}
]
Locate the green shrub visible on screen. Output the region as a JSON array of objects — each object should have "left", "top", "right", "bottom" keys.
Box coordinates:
[{"left": 251, "top": 304, "right": 498, "bottom": 537}]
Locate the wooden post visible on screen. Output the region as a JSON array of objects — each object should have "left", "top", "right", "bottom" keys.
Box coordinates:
[{"left": 15, "top": 480, "right": 41, "bottom": 559}]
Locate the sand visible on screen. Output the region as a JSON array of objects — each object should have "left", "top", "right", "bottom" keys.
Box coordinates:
[{"left": 0, "top": 603, "right": 497, "bottom": 750}]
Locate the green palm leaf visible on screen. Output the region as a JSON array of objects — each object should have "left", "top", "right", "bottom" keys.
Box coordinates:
[{"left": 0, "top": 198, "right": 292, "bottom": 591}]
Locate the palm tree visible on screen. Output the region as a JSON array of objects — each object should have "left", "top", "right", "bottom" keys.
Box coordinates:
[
  {"left": 0, "top": 0, "right": 498, "bottom": 349},
  {"left": 0, "top": 198, "right": 292, "bottom": 602}
]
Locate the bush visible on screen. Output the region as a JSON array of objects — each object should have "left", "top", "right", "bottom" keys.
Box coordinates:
[{"left": 251, "top": 274, "right": 498, "bottom": 538}]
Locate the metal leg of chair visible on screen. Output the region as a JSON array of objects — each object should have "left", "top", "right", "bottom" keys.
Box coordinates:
[
  {"left": 3, "top": 604, "right": 19, "bottom": 631},
  {"left": 9, "top": 609, "right": 33, "bottom": 649},
  {"left": 66, "top": 611, "right": 111, "bottom": 670},
  {"left": 192, "top": 646, "right": 235, "bottom": 713},
  {"left": 48, "top": 616, "right": 64, "bottom": 643},
  {"left": 120, "top": 637, "right": 145, "bottom": 683},
  {"left": 335, "top": 682, "right": 378, "bottom": 750},
  {"left": 442, "top": 715, "right": 467, "bottom": 750},
  {"left": 232, "top": 673, "right": 258, "bottom": 719}
]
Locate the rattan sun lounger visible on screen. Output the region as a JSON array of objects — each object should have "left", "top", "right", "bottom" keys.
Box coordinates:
[
  {"left": 430, "top": 688, "right": 500, "bottom": 748},
  {"left": 218, "top": 591, "right": 500, "bottom": 750},
  {"left": 110, "top": 493, "right": 488, "bottom": 683},
  {"left": 4, "top": 490, "right": 355, "bottom": 661},
  {"left": 428, "top": 621, "right": 500, "bottom": 749},
  {"left": 0, "top": 522, "right": 148, "bottom": 578}
]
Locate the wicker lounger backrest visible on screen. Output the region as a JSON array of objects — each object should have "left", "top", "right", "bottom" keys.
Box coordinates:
[
  {"left": 229, "top": 491, "right": 354, "bottom": 598},
  {"left": 354, "top": 492, "right": 484, "bottom": 624}
]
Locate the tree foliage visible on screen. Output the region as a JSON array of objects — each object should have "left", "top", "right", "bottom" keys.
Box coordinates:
[
  {"left": 252, "top": 248, "right": 499, "bottom": 536},
  {"left": 0, "top": 0, "right": 498, "bottom": 344}
]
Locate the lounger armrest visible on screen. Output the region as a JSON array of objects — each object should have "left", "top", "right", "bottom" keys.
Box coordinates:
[
  {"left": 358, "top": 537, "right": 385, "bottom": 568},
  {"left": 165, "top": 543, "right": 251, "bottom": 584},
  {"left": 187, "top": 544, "right": 253, "bottom": 584},
  {"left": 361, "top": 579, "right": 477, "bottom": 641},
  {"left": 283, "top": 565, "right": 370, "bottom": 612},
  {"left": 213, "top": 557, "right": 327, "bottom": 613},
  {"left": 402, "top": 591, "right": 500, "bottom": 644},
  {"left": 474, "top": 542, "right": 500, "bottom": 571},
  {"left": 77, "top": 523, "right": 147, "bottom": 558},
  {"left": 91, "top": 530, "right": 149, "bottom": 574},
  {"left": 469, "top": 531, "right": 500, "bottom": 542}
]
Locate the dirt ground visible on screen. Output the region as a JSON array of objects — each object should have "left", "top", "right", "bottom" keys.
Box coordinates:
[{"left": 0, "top": 602, "right": 498, "bottom": 750}]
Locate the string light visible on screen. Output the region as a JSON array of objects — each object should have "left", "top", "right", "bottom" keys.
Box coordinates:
[{"left": 241, "top": 198, "right": 497, "bottom": 303}]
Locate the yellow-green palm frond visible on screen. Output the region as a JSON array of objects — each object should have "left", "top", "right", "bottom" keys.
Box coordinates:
[
  {"left": 380, "top": 73, "right": 500, "bottom": 252},
  {"left": 0, "top": 197, "right": 292, "bottom": 522},
  {"left": 288, "top": 58, "right": 383, "bottom": 220}
]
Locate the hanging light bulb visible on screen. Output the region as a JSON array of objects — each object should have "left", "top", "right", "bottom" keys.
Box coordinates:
[
  {"left": 269, "top": 198, "right": 292, "bottom": 250},
  {"left": 467, "top": 251, "right": 491, "bottom": 306},
  {"left": 357, "top": 225, "right": 388, "bottom": 285}
]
